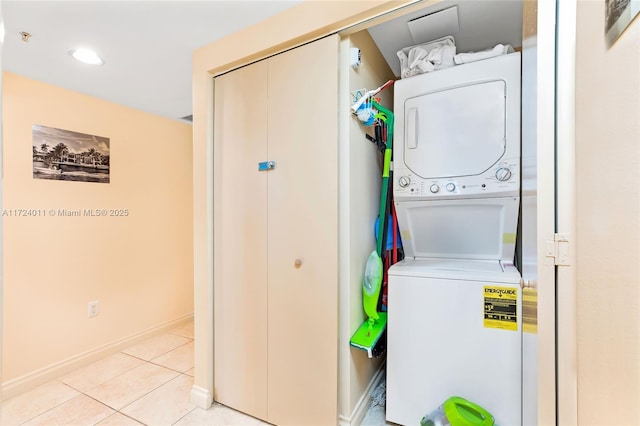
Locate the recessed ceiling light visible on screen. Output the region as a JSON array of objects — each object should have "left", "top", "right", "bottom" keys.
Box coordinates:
[{"left": 70, "top": 48, "right": 104, "bottom": 65}]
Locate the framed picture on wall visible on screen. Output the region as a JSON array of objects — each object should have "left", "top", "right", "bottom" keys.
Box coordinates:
[
  {"left": 32, "top": 125, "right": 110, "bottom": 183},
  {"left": 606, "top": 0, "right": 640, "bottom": 46}
]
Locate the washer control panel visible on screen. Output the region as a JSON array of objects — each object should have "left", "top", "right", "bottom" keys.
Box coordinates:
[{"left": 394, "top": 158, "right": 519, "bottom": 200}]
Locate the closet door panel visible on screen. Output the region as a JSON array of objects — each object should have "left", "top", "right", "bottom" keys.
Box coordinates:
[
  {"left": 213, "top": 61, "right": 268, "bottom": 419},
  {"left": 266, "top": 35, "right": 339, "bottom": 425}
]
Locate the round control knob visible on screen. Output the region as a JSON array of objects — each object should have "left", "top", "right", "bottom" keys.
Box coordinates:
[
  {"left": 495, "top": 167, "right": 512, "bottom": 182},
  {"left": 430, "top": 184, "right": 440, "bottom": 194},
  {"left": 446, "top": 183, "right": 456, "bottom": 192},
  {"left": 398, "top": 176, "right": 411, "bottom": 188}
]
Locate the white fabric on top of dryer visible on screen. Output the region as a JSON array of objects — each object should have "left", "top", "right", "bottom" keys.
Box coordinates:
[
  {"left": 453, "top": 44, "right": 515, "bottom": 65},
  {"left": 397, "top": 36, "right": 456, "bottom": 79}
]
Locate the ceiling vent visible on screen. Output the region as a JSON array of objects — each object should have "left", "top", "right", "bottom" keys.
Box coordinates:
[{"left": 407, "top": 6, "right": 459, "bottom": 44}]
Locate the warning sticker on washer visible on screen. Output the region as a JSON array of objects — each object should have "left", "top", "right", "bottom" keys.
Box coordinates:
[{"left": 484, "top": 286, "right": 518, "bottom": 331}]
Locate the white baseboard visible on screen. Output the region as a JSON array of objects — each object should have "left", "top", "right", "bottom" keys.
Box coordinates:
[
  {"left": 339, "top": 362, "right": 386, "bottom": 426},
  {"left": 338, "top": 415, "right": 352, "bottom": 426},
  {"left": 1, "top": 313, "right": 193, "bottom": 400},
  {"left": 190, "top": 384, "right": 213, "bottom": 409}
]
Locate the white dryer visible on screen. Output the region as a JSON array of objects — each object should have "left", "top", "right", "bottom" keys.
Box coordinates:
[{"left": 386, "top": 53, "right": 522, "bottom": 426}]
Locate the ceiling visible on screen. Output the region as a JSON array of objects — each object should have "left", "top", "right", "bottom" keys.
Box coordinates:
[
  {"left": 1, "top": 1, "right": 302, "bottom": 122},
  {"left": 2, "top": 1, "right": 523, "bottom": 122}
]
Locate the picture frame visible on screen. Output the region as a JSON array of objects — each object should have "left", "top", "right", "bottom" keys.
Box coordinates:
[
  {"left": 606, "top": 0, "right": 640, "bottom": 47},
  {"left": 32, "top": 124, "right": 110, "bottom": 184}
]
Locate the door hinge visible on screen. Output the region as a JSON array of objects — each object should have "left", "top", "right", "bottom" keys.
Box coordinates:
[{"left": 545, "top": 233, "right": 571, "bottom": 266}]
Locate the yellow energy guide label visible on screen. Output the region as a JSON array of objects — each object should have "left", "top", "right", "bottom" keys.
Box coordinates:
[{"left": 484, "top": 286, "right": 518, "bottom": 331}]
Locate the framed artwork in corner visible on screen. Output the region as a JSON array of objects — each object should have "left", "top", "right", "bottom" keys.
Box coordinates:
[{"left": 606, "top": 0, "right": 640, "bottom": 46}]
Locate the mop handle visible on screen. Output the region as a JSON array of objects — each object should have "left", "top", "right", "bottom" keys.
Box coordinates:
[{"left": 372, "top": 101, "right": 394, "bottom": 257}]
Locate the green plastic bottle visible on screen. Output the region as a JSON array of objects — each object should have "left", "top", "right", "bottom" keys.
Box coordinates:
[
  {"left": 362, "top": 250, "right": 383, "bottom": 320},
  {"left": 420, "top": 396, "right": 495, "bottom": 426}
]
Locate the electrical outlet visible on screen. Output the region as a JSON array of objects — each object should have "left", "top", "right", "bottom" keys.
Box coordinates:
[{"left": 88, "top": 300, "right": 99, "bottom": 317}]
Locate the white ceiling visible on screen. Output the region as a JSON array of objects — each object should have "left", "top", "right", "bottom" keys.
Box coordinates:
[
  {"left": 3, "top": 1, "right": 523, "bottom": 122},
  {"left": 1, "top": 0, "right": 302, "bottom": 122}
]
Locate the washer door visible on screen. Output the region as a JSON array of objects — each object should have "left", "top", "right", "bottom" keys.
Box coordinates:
[
  {"left": 404, "top": 80, "right": 506, "bottom": 179},
  {"left": 394, "top": 196, "right": 520, "bottom": 261}
]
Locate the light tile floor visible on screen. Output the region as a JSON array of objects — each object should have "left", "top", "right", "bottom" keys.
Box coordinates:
[{"left": 0, "top": 320, "right": 269, "bottom": 426}]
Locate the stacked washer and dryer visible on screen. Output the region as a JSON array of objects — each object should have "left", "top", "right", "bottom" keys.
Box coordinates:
[{"left": 386, "top": 53, "right": 523, "bottom": 425}]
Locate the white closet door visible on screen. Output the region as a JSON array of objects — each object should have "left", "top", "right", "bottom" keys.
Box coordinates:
[
  {"left": 266, "top": 34, "right": 339, "bottom": 425},
  {"left": 213, "top": 60, "right": 268, "bottom": 419}
]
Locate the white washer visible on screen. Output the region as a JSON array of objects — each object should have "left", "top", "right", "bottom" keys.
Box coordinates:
[
  {"left": 386, "top": 53, "right": 522, "bottom": 426},
  {"left": 386, "top": 260, "right": 522, "bottom": 426}
]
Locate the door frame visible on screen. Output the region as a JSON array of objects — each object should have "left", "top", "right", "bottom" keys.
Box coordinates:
[
  {"left": 524, "top": 0, "right": 558, "bottom": 424},
  {"left": 555, "top": 0, "right": 578, "bottom": 424}
]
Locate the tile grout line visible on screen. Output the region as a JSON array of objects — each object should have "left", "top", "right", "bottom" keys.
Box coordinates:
[
  {"left": 109, "top": 410, "right": 149, "bottom": 426},
  {"left": 168, "top": 397, "right": 199, "bottom": 426},
  {"left": 15, "top": 383, "right": 79, "bottom": 426},
  {"left": 52, "top": 353, "right": 188, "bottom": 425},
  {"left": 108, "top": 366, "right": 192, "bottom": 424},
  {"left": 121, "top": 337, "right": 194, "bottom": 364},
  {"left": 85, "top": 340, "right": 195, "bottom": 424},
  {"left": 120, "top": 340, "right": 194, "bottom": 377},
  {"left": 56, "top": 353, "right": 144, "bottom": 395}
]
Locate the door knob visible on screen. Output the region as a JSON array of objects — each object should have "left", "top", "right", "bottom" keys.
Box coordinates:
[{"left": 294, "top": 259, "right": 303, "bottom": 268}]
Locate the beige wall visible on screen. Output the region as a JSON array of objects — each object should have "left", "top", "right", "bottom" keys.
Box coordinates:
[
  {"left": 575, "top": 3, "right": 640, "bottom": 425},
  {"left": 2, "top": 72, "right": 194, "bottom": 392}
]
